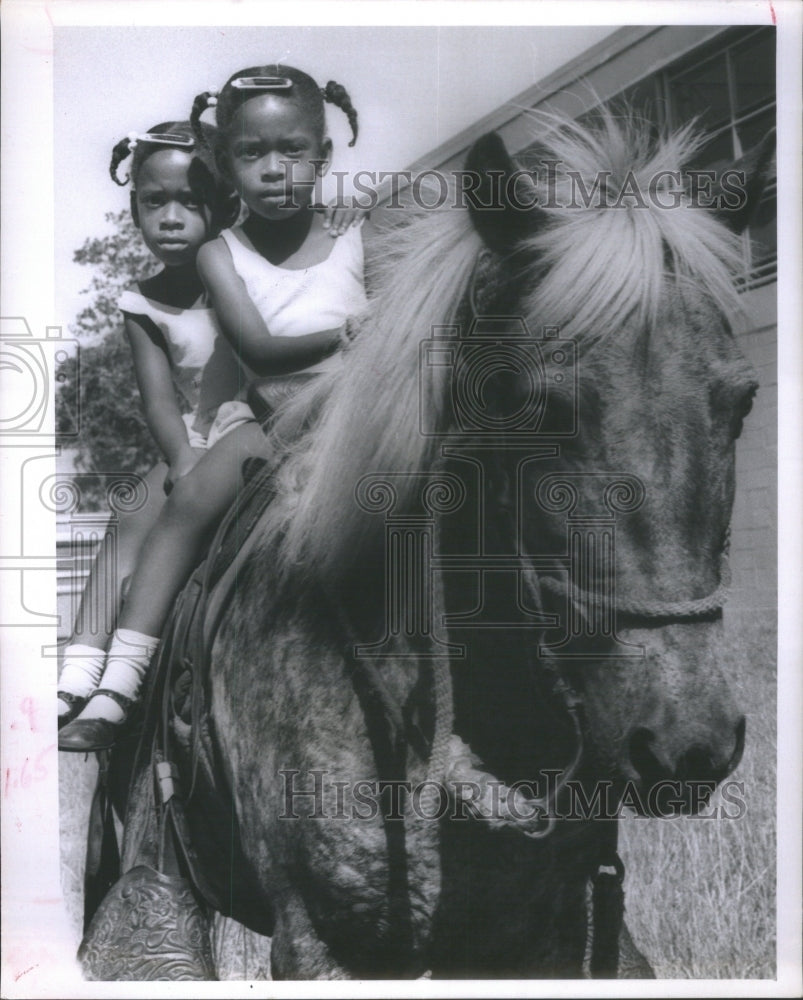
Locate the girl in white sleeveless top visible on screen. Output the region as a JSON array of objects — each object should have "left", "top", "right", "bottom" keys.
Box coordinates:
[
  {"left": 60, "top": 66, "right": 371, "bottom": 750},
  {"left": 116, "top": 288, "right": 249, "bottom": 447}
]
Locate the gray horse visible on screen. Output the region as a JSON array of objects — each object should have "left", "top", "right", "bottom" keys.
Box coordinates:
[{"left": 83, "top": 109, "right": 772, "bottom": 980}]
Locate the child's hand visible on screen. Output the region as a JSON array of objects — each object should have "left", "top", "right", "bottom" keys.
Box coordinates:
[
  {"left": 318, "top": 200, "right": 370, "bottom": 237},
  {"left": 164, "top": 447, "right": 205, "bottom": 495}
]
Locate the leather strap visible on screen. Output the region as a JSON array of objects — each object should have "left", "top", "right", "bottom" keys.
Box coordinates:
[
  {"left": 83, "top": 751, "right": 121, "bottom": 931},
  {"left": 57, "top": 690, "right": 85, "bottom": 709},
  {"left": 153, "top": 751, "right": 225, "bottom": 912},
  {"left": 93, "top": 688, "right": 135, "bottom": 715},
  {"left": 590, "top": 823, "right": 625, "bottom": 978}
]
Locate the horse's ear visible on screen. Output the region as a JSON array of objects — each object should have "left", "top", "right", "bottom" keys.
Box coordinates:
[
  {"left": 464, "top": 131, "right": 545, "bottom": 252},
  {"left": 712, "top": 129, "right": 776, "bottom": 234}
]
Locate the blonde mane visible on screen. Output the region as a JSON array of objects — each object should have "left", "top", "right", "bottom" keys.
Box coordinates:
[
  {"left": 260, "top": 109, "right": 745, "bottom": 590},
  {"left": 518, "top": 108, "right": 744, "bottom": 341}
]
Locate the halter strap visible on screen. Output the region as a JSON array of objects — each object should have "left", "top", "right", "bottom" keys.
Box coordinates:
[{"left": 540, "top": 533, "right": 731, "bottom": 624}]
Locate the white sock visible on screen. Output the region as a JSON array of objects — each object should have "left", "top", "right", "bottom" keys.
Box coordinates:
[
  {"left": 57, "top": 644, "right": 106, "bottom": 716},
  {"left": 79, "top": 628, "right": 160, "bottom": 723}
]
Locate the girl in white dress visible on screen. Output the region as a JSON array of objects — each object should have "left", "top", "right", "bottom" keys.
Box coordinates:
[
  {"left": 57, "top": 121, "right": 244, "bottom": 729},
  {"left": 60, "top": 67, "right": 371, "bottom": 751}
]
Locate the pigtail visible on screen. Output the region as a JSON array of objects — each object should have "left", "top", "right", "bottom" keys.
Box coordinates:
[
  {"left": 214, "top": 187, "right": 242, "bottom": 231},
  {"left": 322, "top": 80, "right": 358, "bottom": 147},
  {"left": 109, "top": 136, "right": 135, "bottom": 186},
  {"left": 190, "top": 91, "right": 218, "bottom": 151}
]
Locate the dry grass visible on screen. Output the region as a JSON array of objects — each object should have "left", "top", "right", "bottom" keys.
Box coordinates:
[
  {"left": 59, "top": 613, "right": 776, "bottom": 979},
  {"left": 620, "top": 611, "right": 776, "bottom": 978}
]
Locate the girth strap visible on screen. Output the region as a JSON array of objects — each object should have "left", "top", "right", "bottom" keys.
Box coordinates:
[{"left": 153, "top": 753, "right": 223, "bottom": 911}]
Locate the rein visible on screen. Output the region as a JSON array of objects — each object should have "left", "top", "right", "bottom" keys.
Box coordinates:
[{"left": 443, "top": 670, "right": 584, "bottom": 840}]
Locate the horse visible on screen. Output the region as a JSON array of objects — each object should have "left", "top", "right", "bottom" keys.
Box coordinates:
[{"left": 83, "top": 108, "right": 772, "bottom": 980}]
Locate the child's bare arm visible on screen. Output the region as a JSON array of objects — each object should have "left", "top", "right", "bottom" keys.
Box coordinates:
[
  {"left": 124, "top": 315, "right": 201, "bottom": 486},
  {"left": 197, "top": 239, "right": 344, "bottom": 376}
]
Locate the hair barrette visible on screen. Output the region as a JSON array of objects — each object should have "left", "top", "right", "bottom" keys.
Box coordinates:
[
  {"left": 146, "top": 132, "right": 195, "bottom": 147},
  {"left": 127, "top": 131, "right": 139, "bottom": 151},
  {"left": 231, "top": 76, "right": 293, "bottom": 91},
  {"left": 207, "top": 92, "right": 218, "bottom": 107}
]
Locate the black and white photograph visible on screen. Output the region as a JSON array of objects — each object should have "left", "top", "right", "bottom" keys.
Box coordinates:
[{"left": 1, "top": 1, "right": 801, "bottom": 994}]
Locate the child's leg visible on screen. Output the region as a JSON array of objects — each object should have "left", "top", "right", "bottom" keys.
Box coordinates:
[
  {"left": 72, "top": 422, "right": 269, "bottom": 725},
  {"left": 58, "top": 462, "right": 169, "bottom": 720}
]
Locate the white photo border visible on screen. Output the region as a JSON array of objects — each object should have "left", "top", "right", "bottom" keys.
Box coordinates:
[{"left": 1, "top": 2, "right": 800, "bottom": 997}]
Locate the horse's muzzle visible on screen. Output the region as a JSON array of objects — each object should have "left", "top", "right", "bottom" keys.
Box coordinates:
[{"left": 627, "top": 714, "right": 746, "bottom": 816}]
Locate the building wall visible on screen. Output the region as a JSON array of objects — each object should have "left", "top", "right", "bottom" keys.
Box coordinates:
[{"left": 730, "top": 283, "right": 777, "bottom": 614}]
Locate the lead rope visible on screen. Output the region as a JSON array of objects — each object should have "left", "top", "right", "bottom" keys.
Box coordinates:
[{"left": 423, "top": 559, "right": 455, "bottom": 807}]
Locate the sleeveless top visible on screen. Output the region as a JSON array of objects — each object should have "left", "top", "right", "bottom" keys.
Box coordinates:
[
  {"left": 118, "top": 289, "right": 245, "bottom": 439},
  {"left": 218, "top": 223, "right": 368, "bottom": 375}
]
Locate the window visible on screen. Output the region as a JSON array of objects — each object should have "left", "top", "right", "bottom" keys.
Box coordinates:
[{"left": 613, "top": 28, "right": 777, "bottom": 289}]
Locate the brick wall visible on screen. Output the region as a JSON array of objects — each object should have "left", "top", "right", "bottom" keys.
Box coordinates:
[{"left": 728, "top": 283, "right": 777, "bottom": 615}]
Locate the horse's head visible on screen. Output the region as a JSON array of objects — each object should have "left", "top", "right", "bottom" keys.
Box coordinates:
[
  {"left": 457, "top": 116, "right": 773, "bottom": 813},
  {"left": 270, "top": 111, "right": 772, "bottom": 817}
]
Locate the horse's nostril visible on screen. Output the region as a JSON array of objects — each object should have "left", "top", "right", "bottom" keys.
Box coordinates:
[
  {"left": 728, "top": 715, "right": 747, "bottom": 773},
  {"left": 629, "top": 727, "right": 670, "bottom": 783},
  {"left": 675, "top": 745, "right": 716, "bottom": 783},
  {"left": 630, "top": 717, "right": 746, "bottom": 787}
]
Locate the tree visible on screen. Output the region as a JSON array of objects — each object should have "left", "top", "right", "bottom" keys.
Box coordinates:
[{"left": 56, "top": 211, "right": 170, "bottom": 510}]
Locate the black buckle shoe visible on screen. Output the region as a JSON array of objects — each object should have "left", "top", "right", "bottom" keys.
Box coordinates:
[
  {"left": 57, "top": 691, "right": 88, "bottom": 730},
  {"left": 58, "top": 689, "right": 135, "bottom": 753}
]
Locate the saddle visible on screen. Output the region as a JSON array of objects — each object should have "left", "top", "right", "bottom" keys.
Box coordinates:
[
  {"left": 127, "top": 375, "right": 328, "bottom": 930},
  {"left": 116, "top": 442, "right": 436, "bottom": 937},
  {"left": 78, "top": 454, "right": 279, "bottom": 980},
  {"left": 83, "top": 382, "right": 302, "bottom": 945},
  {"left": 142, "top": 452, "right": 281, "bottom": 935}
]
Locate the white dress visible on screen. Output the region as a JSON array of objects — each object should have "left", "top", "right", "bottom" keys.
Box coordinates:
[
  {"left": 118, "top": 289, "right": 251, "bottom": 448},
  {"left": 218, "top": 222, "right": 368, "bottom": 376}
]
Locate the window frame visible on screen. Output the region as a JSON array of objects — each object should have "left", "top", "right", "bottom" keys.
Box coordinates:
[{"left": 610, "top": 27, "right": 777, "bottom": 290}]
